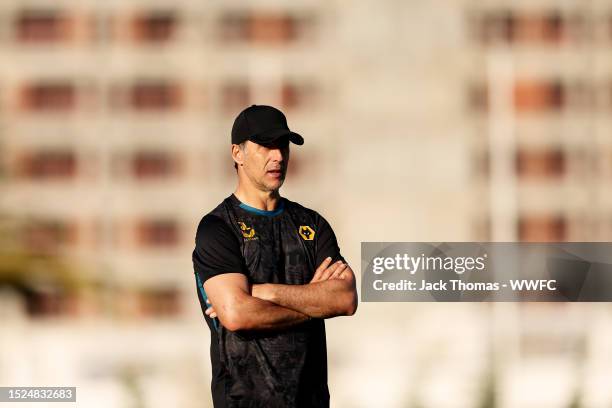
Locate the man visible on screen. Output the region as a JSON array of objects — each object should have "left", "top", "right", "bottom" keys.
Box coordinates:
[{"left": 192, "top": 105, "right": 357, "bottom": 408}]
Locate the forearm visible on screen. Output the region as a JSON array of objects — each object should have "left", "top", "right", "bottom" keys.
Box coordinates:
[
  {"left": 222, "top": 294, "right": 310, "bottom": 332},
  {"left": 253, "top": 278, "right": 357, "bottom": 319}
]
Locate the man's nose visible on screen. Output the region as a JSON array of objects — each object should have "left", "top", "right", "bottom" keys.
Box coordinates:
[{"left": 269, "top": 147, "right": 286, "bottom": 162}]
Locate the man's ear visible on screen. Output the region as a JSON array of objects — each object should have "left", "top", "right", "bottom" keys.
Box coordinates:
[{"left": 231, "top": 144, "right": 244, "bottom": 167}]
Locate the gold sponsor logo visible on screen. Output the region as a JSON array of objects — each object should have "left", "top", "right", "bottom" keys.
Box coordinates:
[{"left": 299, "top": 225, "right": 315, "bottom": 241}]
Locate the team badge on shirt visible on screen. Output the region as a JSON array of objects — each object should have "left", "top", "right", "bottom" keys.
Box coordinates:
[
  {"left": 237, "top": 222, "right": 257, "bottom": 240},
  {"left": 298, "top": 225, "right": 315, "bottom": 241}
]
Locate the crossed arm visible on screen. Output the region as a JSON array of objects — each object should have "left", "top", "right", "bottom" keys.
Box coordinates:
[{"left": 202, "top": 257, "right": 358, "bottom": 332}]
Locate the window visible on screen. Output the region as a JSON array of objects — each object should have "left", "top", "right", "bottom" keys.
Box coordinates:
[
  {"left": 139, "top": 288, "right": 181, "bottom": 317},
  {"left": 514, "top": 80, "right": 564, "bottom": 112},
  {"left": 131, "top": 151, "right": 179, "bottom": 179},
  {"left": 132, "top": 11, "right": 177, "bottom": 42},
  {"left": 19, "top": 151, "right": 77, "bottom": 179},
  {"left": 280, "top": 82, "right": 314, "bottom": 110},
  {"left": 23, "top": 219, "right": 77, "bottom": 252},
  {"left": 138, "top": 219, "right": 179, "bottom": 247},
  {"left": 468, "top": 83, "right": 489, "bottom": 112},
  {"left": 219, "top": 13, "right": 248, "bottom": 42},
  {"left": 518, "top": 215, "right": 566, "bottom": 241},
  {"left": 15, "top": 9, "right": 71, "bottom": 42},
  {"left": 220, "top": 81, "right": 314, "bottom": 112},
  {"left": 25, "top": 290, "right": 77, "bottom": 317},
  {"left": 250, "top": 13, "right": 296, "bottom": 43},
  {"left": 221, "top": 82, "right": 251, "bottom": 113},
  {"left": 516, "top": 149, "right": 565, "bottom": 179},
  {"left": 219, "top": 11, "right": 313, "bottom": 44},
  {"left": 565, "top": 81, "right": 594, "bottom": 110},
  {"left": 467, "top": 80, "right": 566, "bottom": 113},
  {"left": 129, "top": 81, "right": 182, "bottom": 110},
  {"left": 475, "top": 10, "right": 514, "bottom": 44},
  {"left": 21, "top": 82, "right": 76, "bottom": 111},
  {"left": 514, "top": 13, "right": 563, "bottom": 43},
  {"left": 475, "top": 11, "right": 566, "bottom": 45}
]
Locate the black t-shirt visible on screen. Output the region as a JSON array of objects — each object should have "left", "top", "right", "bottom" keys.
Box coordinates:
[{"left": 192, "top": 194, "right": 345, "bottom": 408}]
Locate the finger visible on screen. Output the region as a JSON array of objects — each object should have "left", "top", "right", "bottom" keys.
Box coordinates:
[
  {"left": 313, "top": 256, "right": 333, "bottom": 280},
  {"left": 318, "top": 262, "right": 340, "bottom": 281},
  {"left": 320, "top": 261, "right": 343, "bottom": 281},
  {"left": 210, "top": 312, "right": 217, "bottom": 319},
  {"left": 338, "top": 268, "right": 355, "bottom": 283},
  {"left": 311, "top": 257, "right": 333, "bottom": 282},
  {"left": 330, "top": 264, "right": 347, "bottom": 279},
  {"left": 330, "top": 264, "right": 348, "bottom": 280}
]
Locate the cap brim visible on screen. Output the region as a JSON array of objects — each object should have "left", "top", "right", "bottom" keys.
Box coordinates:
[{"left": 250, "top": 128, "right": 304, "bottom": 146}]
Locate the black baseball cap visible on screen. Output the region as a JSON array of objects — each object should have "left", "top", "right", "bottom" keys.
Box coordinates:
[{"left": 231, "top": 105, "right": 304, "bottom": 146}]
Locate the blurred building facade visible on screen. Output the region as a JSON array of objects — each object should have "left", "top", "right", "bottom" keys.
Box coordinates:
[{"left": 1, "top": 0, "right": 612, "bottom": 407}]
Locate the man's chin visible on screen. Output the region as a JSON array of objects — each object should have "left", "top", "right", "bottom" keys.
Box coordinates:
[{"left": 263, "top": 179, "right": 285, "bottom": 192}]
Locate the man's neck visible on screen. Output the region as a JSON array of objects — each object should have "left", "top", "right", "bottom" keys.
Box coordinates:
[{"left": 233, "top": 187, "right": 282, "bottom": 211}]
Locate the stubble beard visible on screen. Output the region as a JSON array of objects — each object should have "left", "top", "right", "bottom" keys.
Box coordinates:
[{"left": 245, "top": 169, "right": 285, "bottom": 193}]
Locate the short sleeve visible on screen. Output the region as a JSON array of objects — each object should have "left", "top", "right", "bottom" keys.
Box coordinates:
[
  {"left": 192, "top": 214, "right": 247, "bottom": 284},
  {"left": 315, "top": 215, "right": 346, "bottom": 267}
]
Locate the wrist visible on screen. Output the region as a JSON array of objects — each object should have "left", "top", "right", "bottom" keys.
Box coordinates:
[{"left": 252, "top": 283, "right": 273, "bottom": 302}]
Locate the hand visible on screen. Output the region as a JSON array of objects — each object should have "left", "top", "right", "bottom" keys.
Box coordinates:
[
  {"left": 310, "top": 257, "right": 348, "bottom": 283},
  {"left": 205, "top": 299, "right": 217, "bottom": 319}
]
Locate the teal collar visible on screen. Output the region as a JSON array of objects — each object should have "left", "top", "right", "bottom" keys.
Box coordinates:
[{"left": 238, "top": 198, "right": 285, "bottom": 217}]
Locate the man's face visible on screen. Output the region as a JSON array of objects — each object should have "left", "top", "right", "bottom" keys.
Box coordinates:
[{"left": 240, "top": 138, "right": 290, "bottom": 192}]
